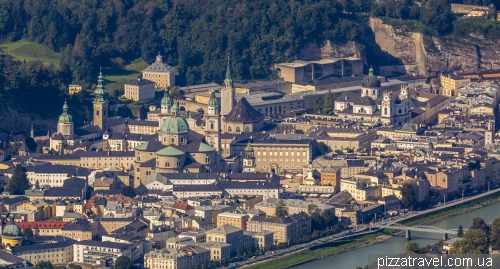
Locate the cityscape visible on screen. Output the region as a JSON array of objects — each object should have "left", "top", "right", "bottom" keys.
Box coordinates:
[{"left": 1, "top": 1, "right": 500, "bottom": 269}]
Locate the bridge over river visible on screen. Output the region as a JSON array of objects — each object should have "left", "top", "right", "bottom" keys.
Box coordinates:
[{"left": 371, "top": 222, "right": 465, "bottom": 240}]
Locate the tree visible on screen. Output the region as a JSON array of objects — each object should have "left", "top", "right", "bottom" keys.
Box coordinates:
[
  {"left": 275, "top": 199, "right": 288, "bottom": 217},
  {"left": 322, "top": 210, "right": 338, "bottom": 228},
  {"left": 169, "top": 86, "right": 181, "bottom": 100},
  {"left": 316, "top": 142, "right": 329, "bottom": 156},
  {"left": 35, "top": 261, "right": 54, "bottom": 269},
  {"left": 311, "top": 211, "right": 326, "bottom": 231},
  {"left": 114, "top": 256, "right": 132, "bottom": 269},
  {"left": 308, "top": 204, "right": 318, "bottom": 215},
  {"left": 314, "top": 97, "right": 324, "bottom": 114},
  {"left": 400, "top": 183, "right": 416, "bottom": 210},
  {"left": 22, "top": 228, "right": 34, "bottom": 238},
  {"left": 68, "top": 264, "right": 82, "bottom": 269},
  {"left": 322, "top": 90, "right": 335, "bottom": 115},
  {"left": 491, "top": 217, "right": 500, "bottom": 250},
  {"left": 8, "top": 164, "right": 31, "bottom": 195},
  {"left": 406, "top": 242, "right": 421, "bottom": 253},
  {"left": 121, "top": 186, "right": 136, "bottom": 198},
  {"left": 457, "top": 225, "right": 464, "bottom": 237},
  {"left": 450, "top": 229, "right": 489, "bottom": 254},
  {"left": 471, "top": 217, "right": 490, "bottom": 236}
]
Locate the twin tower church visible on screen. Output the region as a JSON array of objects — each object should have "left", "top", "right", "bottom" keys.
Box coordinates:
[{"left": 49, "top": 59, "right": 264, "bottom": 175}]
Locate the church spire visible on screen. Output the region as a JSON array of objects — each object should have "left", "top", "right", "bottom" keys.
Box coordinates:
[
  {"left": 224, "top": 55, "right": 232, "bottom": 85},
  {"left": 369, "top": 65, "right": 374, "bottom": 76},
  {"left": 94, "top": 68, "right": 106, "bottom": 103},
  {"left": 30, "top": 124, "right": 34, "bottom": 138}
]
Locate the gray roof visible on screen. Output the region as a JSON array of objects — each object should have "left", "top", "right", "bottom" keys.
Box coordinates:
[
  {"left": 74, "top": 240, "right": 134, "bottom": 249},
  {"left": 144, "top": 60, "right": 175, "bottom": 73},
  {"left": 206, "top": 224, "right": 243, "bottom": 235},
  {"left": 125, "top": 78, "right": 155, "bottom": 86}
]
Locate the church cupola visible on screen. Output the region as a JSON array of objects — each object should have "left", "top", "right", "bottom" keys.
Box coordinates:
[
  {"left": 361, "top": 66, "right": 381, "bottom": 99},
  {"left": 207, "top": 88, "right": 219, "bottom": 116},
  {"left": 57, "top": 99, "right": 74, "bottom": 136},
  {"left": 243, "top": 142, "right": 256, "bottom": 172},
  {"left": 161, "top": 87, "right": 172, "bottom": 114}
]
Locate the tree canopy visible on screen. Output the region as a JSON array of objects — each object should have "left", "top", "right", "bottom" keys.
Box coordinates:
[
  {"left": 35, "top": 261, "right": 54, "bottom": 269},
  {"left": 22, "top": 228, "right": 34, "bottom": 238},
  {"left": 8, "top": 164, "right": 31, "bottom": 195},
  {"left": 114, "top": 256, "right": 132, "bottom": 269},
  {"left": 121, "top": 186, "right": 136, "bottom": 198},
  {"left": 401, "top": 183, "right": 416, "bottom": 209},
  {"left": 276, "top": 199, "right": 289, "bottom": 218},
  {"left": 451, "top": 229, "right": 489, "bottom": 254}
]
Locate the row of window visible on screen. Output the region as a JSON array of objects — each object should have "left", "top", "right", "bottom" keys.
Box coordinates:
[{"left": 257, "top": 151, "right": 307, "bottom": 156}]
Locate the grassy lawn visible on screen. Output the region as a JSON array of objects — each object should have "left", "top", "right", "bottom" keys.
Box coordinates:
[
  {"left": 0, "top": 39, "right": 60, "bottom": 66},
  {"left": 104, "top": 58, "right": 149, "bottom": 93}
]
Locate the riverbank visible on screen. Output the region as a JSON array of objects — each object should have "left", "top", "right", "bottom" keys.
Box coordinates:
[{"left": 242, "top": 190, "right": 500, "bottom": 269}]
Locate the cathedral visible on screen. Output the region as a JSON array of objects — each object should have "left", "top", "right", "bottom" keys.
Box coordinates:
[{"left": 334, "top": 67, "right": 412, "bottom": 126}]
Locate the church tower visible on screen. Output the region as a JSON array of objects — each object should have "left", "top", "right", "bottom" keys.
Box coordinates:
[
  {"left": 485, "top": 119, "right": 494, "bottom": 145},
  {"left": 93, "top": 68, "right": 109, "bottom": 131},
  {"left": 158, "top": 87, "right": 172, "bottom": 129},
  {"left": 381, "top": 92, "right": 393, "bottom": 120},
  {"left": 243, "top": 143, "right": 256, "bottom": 173},
  {"left": 220, "top": 56, "right": 235, "bottom": 116},
  {"left": 57, "top": 99, "right": 74, "bottom": 136},
  {"left": 361, "top": 67, "right": 381, "bottom": 99},
  {"left": 205, "top": 88, "right": 221, "bottom": 152}
]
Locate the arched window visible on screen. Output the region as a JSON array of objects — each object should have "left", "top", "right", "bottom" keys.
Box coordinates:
[
  {"left": 171, "top": 138, "right": 175, "bottom": 143},
  {"left": 236, "top": 127, "right": 241, "bottom": 133},
  {"left": 398, "top": 108, "right": 402, "bottom": 114},
  {"left": 210, "top": 123, "right": 214, "bottom": 129},
  {"left": 245, "top": 126, "right": 249, "bottom": 132},
  {"left": 372, "top": 89, "right": 375, "bottom": 95},
  {"left": 96, "top": 111, "right": 99, "bottom": 116},
  {"left": 165, "top": 162, "right": 170, "bottom": 167},
  {"left": 228, "top": 126, "right": 232, "bottom": 132},
  {"left": 365, "top": 89, "right": 368, "bottom": 95},
  {"left": 384, "top": 107, "right": 388, "bottom": 115}
]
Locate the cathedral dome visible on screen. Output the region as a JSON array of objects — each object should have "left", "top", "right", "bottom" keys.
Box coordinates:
[
  {"left": 208, "top": 89, "right": 218, "bottom": 107},
  {"left": 161, "top": 115, "right": 189, "bottom": 134},
  {"left": 2, "top": 214, "right": 22, "bottom": 239},
  {"left": 362, "top": 67, "right": 380, "bottom": 89}
]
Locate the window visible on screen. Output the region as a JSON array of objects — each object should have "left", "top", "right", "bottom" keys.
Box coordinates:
[
  {"left": 228, "top": 126, "right": 232, "bottom": 132},
  {"left": 245, "top": 126, "right": 249, "bottom": 132},
  {"left": 165, "top": 162, "right": 170, "bottom": 167},
  {"left": 171, "top": 137, "right": 175, "bottom": 143},
  {"left": 236, "top": 127, "right": 241, "bottom": 133}
]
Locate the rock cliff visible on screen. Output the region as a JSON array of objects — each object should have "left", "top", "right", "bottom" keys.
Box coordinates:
[{"left": 300, "top": 18, "right": 500, "bottom": 76}]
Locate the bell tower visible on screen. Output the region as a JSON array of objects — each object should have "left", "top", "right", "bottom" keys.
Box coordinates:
[
  {"left": 243, "top": 143, "right": 256, "bottom": 173},
  {"left": 205, "top": 88, "right": 221, "bottom": 152},
  {"left": 93, "top": 68, "right": 109, "bottom": 131},
  {"left": 220, "top": 56, "right": 235, "bottom": 116}
]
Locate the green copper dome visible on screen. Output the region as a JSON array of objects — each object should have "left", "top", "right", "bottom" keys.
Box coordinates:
[
  {"left": 245, "top": 142, "right": 253, "bottom": 152},
  {"left": 161, "top": 116, "right": 189, "bottom": 134},
  {"left": 208, "top": 88, "right": 218, "bottom": 107},
  {"left": 2, "top": 214, "right": 22, "bottom": 239},
  {"left": 58, "top": 100, "right": 73, "bottom": 124},
  {"left": 161, "top": 88, "right": 172, "bottom": 106}
]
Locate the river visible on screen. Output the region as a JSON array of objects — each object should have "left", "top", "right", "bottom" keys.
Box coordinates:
[{"left": 293, "top": 202, "right": 500, "bottom": 269}]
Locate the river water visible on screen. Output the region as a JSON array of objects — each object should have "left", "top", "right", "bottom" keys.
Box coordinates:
[{"left": 293, "top": 202, "right": 500, "bottom": 269}]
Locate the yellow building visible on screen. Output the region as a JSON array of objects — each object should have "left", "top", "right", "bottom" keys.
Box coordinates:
[
  {"left": 440, "top": 74, "right": 470, "bottom": 97},
  {"left": 142, "top": 54, "right": 175, "bottom": 88},
  {"left": 470, "top": 104, "right": 494, "bottom": 115},
  {"left": 68, "top": 85, "right": 82, "bottom": 95},
  {"left": 2, "top": 214, "right": 23, "bottom": 247}
]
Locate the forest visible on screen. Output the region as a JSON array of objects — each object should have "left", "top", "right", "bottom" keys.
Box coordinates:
[{"left": 1, "top": 0, "right": 500, "bottom": 126}]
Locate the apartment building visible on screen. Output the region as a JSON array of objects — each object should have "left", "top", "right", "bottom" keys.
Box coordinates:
[
  {"left": 10, "top": 239, "right": 75, "bottom": 265},
  {"left": 248, "top": 212, "right": 311, "bottom": 244},
  {"left": 73, "top": 241, "right": 138, "bottom": 266},
  {"left": 216, "top": 213, "right": 249, "bottom": 229},
  {"left": 124, "top": 78, "right": 155, "bottom": 101},
  {"left": 254, "top": 198, "right": 334, "bottom": 217}
]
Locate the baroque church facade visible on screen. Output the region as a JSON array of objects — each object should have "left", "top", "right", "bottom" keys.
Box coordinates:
[{"left": 334, "top": 68, "right": 412, "bottom": 126}]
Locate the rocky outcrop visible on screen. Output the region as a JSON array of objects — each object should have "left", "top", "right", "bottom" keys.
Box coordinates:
[{"left": 299, "top": 18, "right": 500, "bottom": 76}]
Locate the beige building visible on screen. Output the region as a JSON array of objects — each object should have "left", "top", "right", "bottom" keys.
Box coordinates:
[
  {"left": 142, "top": 54, "right": 175, "bottom": 88},
  {"left": 10, "top": 239, "right": 74, "bottom": 265},
  {"left": 145, "top": 248, "right": 191, "bottom": 269},
  {"left": 35, "top": 151, "right": 135, "bottom": 171},
  {"left": 205, "top": 225, "right": 254, "bottom": 258},
  {"left": 68, "top": 84, "right": 82, "bottom": 95},
  {"left": 248, "top": 212, "right": 311, "bottom": 244},
  {"left": 222, "top": 97, "right": 265, "bottom": 134},
  {"left": 124, "top": 78, "right": 156, "bottom": 101},
  {"left": 231, "top": 139, "right": 313, "bottom": 174},
  {"left": 440, "top": 74, "right": 470, "bottom": 97},
  {"left": 340, "top": 179, "right": 380, "bottom": 202},
  {"left": 216, "top": 213, "right": 249, "bottom": 230}
]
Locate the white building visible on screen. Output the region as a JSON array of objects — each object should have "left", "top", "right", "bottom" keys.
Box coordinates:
[
  {"left": 124, "top": 78, "right": 156, "bottom": 101},
  {"left": 73, "top": 241, "right": 140, "bottom": 266}
]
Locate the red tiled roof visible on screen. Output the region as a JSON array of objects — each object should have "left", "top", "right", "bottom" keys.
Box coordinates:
[
  {"left": 172, "top": 202, "right": 194, "bottom": 211},
  {"left": 174, "top": 227, "right": 197, "bottom": 234},
  {"left": 17, "top": 221, "right": 67, "bottom": 229}
]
